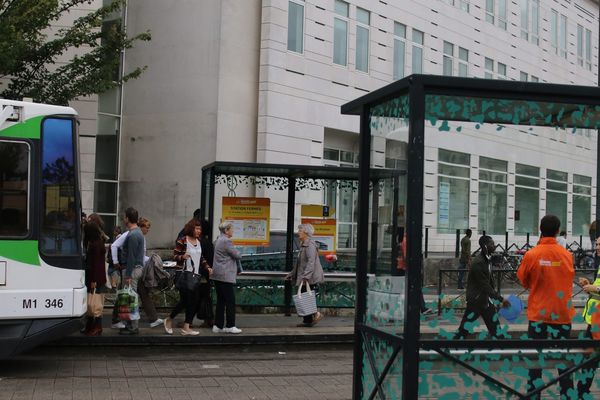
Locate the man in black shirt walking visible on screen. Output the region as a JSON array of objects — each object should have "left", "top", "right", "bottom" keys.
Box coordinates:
[{"left": 455, "top": 235, "right": 509, "bottom": 339}]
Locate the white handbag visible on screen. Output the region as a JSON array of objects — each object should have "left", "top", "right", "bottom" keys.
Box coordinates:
[{"left": 293, "top": 281, "right": 318, "bottom": 316}]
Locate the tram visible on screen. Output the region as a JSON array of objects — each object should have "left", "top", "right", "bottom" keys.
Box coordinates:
[{"left": 0, "top": 99, "right": 86, "bottom": 357}]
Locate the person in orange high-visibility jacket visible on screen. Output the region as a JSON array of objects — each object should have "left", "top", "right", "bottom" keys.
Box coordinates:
[
  {"left": 575, "top": 236, "right": 600, "bottom": 398},
  {"left": 517, "top": 215, "right": 575, "bottom": 399}
]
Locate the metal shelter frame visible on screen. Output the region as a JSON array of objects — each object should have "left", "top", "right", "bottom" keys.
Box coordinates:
[
  {"left": 200, "top": 161, "right": 403, "bottom": 314},
  {"left": 341, "top": 74, "right": 600, "bottom": 399}
]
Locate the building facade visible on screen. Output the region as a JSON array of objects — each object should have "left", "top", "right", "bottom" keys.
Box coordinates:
[{"left": 102, "top": 0, "right": 599, "bottom": 250}]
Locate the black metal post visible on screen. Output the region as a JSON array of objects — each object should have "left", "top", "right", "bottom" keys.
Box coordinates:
[
  {"left": 391, "top": 175, "right": 400, "bottom": 274},
  {"left": 370, "top": 179, "right": 379, "bottom": 275},
  {"left": 284, "top": 177, "right": 296, "bottom": 317},
  {"left": 424, "top": 227, "right": 429, "bottom": 259},
  {"left": 402, "top": 77, "right": 426, "bottom": 399},
  {"left": 207, "top": 170, "right": 216, "bottom": 243},
  {"left": 580, "top": 235, "right": 583, "bottom": 248},
  {"left": 505, "top": 231, "right": 509, "bottom": 251},
  {"left": 200, "top": 168, "right": 207, "bottom": 223},
  {"left": 526, "top": 232, "right": 530, "bottom": 248},
  {"left": 455, "top": 229, "right": 460, "bottom": 258},
  {"left": 437, "top": 268, "right": 442, "bottom": 315},
  {"left": 353, "top": 105, "right": 371, "bottom": 400}
]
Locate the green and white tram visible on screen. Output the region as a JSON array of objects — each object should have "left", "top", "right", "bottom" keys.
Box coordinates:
[{"left": 0, "top": 99, "right": 86, "bottom": 357}]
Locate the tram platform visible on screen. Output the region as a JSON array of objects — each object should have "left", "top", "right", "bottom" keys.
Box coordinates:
[{"left": 50, "top": 308, "right": 590, "bottom": 347}]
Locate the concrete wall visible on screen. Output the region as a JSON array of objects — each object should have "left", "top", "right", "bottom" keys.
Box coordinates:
[{"left": 120, "top": 0, "right": 261, "bottom": 247}]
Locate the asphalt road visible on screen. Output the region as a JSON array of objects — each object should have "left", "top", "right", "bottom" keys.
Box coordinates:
[{"left": 0, "top": 344, "right": 353, "bottom": 400}]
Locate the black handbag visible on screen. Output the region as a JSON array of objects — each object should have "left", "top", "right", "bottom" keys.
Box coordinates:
[{"left": 175, "top": 259, "right": 200, "bottom": 292}]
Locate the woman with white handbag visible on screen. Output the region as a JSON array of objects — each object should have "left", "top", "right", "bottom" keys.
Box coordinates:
[{"left": 285, "top": 224, "right": 325, "bottom": 327}]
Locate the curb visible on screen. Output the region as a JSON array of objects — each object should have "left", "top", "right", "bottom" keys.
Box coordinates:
[{"left": 49, "top": 333, "right": 355, "bottom": 347}]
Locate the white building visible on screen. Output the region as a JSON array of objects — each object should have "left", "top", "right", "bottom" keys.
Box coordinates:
[{"left": 90, "top": 0, "right": 599, "bottom": 250}]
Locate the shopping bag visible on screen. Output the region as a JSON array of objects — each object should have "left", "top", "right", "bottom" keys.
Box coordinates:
[
  {"left": 293, "top": 281, "right": 318, "bottom": 317},
  {"left": 86, "top": 289, "right": 104, "bottom": 318},
  {"left": 116, "top": 286, "right": 140, "bottom": 321}
]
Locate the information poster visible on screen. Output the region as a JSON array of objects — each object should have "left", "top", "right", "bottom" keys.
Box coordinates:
[
  {"left": 301, "top": 218, "right": 336, "bottom": 254},
  {"left": 222, "top": 197, "right": 270, "bottom": 246}
]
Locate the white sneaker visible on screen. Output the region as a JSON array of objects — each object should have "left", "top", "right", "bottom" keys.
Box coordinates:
[
  {"left": 212, "top": 325, "right": 222, "bottom": 333},
  {"left": 149, "top": 318, "right": 164, "bottom": 328},
  {"left": 111, "top": 322, "right": 126, "bottom": 329},
  {"left": 223, "top": 326, "right": 242, "bottom": 334}
]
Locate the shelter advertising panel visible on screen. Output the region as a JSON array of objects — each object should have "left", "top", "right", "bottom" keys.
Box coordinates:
[
  {"left": 222, "top": 197, "right": 270, "bottom": 246},
  {"left": 300, "top": 217, "right": 336, "bottom": 254}
]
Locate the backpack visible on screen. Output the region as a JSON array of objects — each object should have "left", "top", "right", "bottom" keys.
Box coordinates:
[{"left": 142, "top": 253, "right": 173, "bottom": 289}]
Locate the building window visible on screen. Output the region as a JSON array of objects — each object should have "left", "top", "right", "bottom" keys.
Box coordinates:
[
  {"left": 0, "top": 141, "right": 29, "bottom": 237},
  {"left": 412, "top": 29, "right": 424, "bottom": 74},
  {"left": 520, "top": 71, "right": 528, "bottom": 81},
  {"left": 484, "top": 57, "right": 494, "bottom": 79},
  {"left": 514, "top": 164, "right": 539, "bottom": 235},
  {"left": 531, "top": 75, "right": 539, "bottom": 82},
  {"left": 355, "top": 7, "right": 370, "bottom": 73},
  {"left": 577, "top": 24, "right": 584, "bottom": 67},
  {"left": 437, "top": 149, "right": 470, "bottom": 234},
  {"left": 393, "top": 22, "right": 406, "bottom": 79},
  {"left": 287, "top": 0, "right": 304, "bottom": 54},
  {"left": 551, "top": 9, "right": 567, "bottom": 59},
  {"left": 579, "top": 25, "right": 593, "bottom": 70},
  {"left": 443, "top": 42, "right": 467, "bottom": 76},
  {"left": 323, "top": 148, "right": 357, "bottom": 249},
  {"left": 520, "top": 0, "right": 539, "bottom": 45},
  {"left": 546, "top": 169, "right": 568, "bottom": 232},
  {"left": 486, "top": 0, "right": 507, "bottom": 30},
  {"left": 586, "top": 28, "right": 592, "bottom": 70},
  {"left": 333, "top": 0, "right": 348, "bottom": 66},
  {"left": 458, "top": 47, "right": 468, "bottom": 77},
  {"left": 447, "top": 0, "right": 470, "bottom": 12},
  {"left": 498, "top": 62, "right": 507, "bottom": 79},
  {"left": 443, "top": 41, "right": 454, "bottom": 76},
  {"left": 485, "top": 58, "right": 507, "bottom": 79},
  {"left": 573, "top": 174, "right": 592, "bottom": 236},
  {"left": 478, "top": 157, "right": 507, "bottom": 235}
]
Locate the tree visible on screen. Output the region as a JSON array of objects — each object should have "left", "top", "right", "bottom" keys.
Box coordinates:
[{"left": 0, "top": 0, "right": 151, "bottom": 105}]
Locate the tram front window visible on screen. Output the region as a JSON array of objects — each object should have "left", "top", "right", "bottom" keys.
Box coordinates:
[{"left": 40, "top": 118, "right": 79, "bottom": 256}]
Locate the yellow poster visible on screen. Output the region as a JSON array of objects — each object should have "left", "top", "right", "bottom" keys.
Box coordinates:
[
  {"left": 301, "top": 204, "right": 335, "bottom": 218},
  {"left": 222, "top": 197, "right": 270, "bottom": 246},
  {"left": 301, "top": 218, "right": 336, "bottom": 254}
]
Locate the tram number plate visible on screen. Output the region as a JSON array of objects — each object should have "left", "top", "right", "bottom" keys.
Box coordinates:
[
  {"left": 22, "top": 298, "right": 64, "bottom": 309},
  {"left": 5, "top": 291, "right": 73, "bottom": 317}
]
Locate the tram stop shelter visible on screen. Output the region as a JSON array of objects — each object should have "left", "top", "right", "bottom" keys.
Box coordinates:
[
  {"left": 199, "top": 161, "right": 404, "bottom": 313},
  {"left": 341, "top": 75, "right": 600, "bottom": 399}
]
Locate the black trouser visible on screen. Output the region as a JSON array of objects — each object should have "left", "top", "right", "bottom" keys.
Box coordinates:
[
  {"left": 455, "top": 303, "right": 500, "bottom": 339},
  {"left": 527, "top": 321, "right": 572, "bottom": 399},
  {"left": 214, "top": 281, "right": 236, "bottom": 329},
  {"left": 169, "top": 287, "right": 199, "bottom": 325},
  {"left": 300, "top": 284, "right": 319, "bottom": 324},
  {"left": 577, "top": 326, "right": 599, "bottom": 398}
]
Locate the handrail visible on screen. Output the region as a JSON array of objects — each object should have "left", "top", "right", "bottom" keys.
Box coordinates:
[{"left": 238, "top": 271, "right": 366, "bottom": 282}]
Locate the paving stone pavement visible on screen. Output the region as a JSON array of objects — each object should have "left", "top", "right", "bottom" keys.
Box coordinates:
[{"left": 0, "top": 345, "right": 353, "bottom": 400}]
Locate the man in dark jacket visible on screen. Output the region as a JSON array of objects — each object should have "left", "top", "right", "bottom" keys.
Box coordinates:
[
  {"left": 455, "top": 235, "right": 509, "bottom": 339},
  {"left": 457, "top": 229, "right": 472, "bottom": 289}
]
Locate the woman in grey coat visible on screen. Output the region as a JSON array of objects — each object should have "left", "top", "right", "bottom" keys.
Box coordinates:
[
  {"left": 285, "top": 223, "right": 325, "bottom": 327},
  {"left": 211, "top": 222, "right": 243, "bottom": 334}
]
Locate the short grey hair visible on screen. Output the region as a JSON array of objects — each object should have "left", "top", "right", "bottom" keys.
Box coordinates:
[
  {"left": 218, "top": 222, "right": 233, "bottom": 233},
  {"left": 297, "top": 223, "right": 314, "bottom": 237}
]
